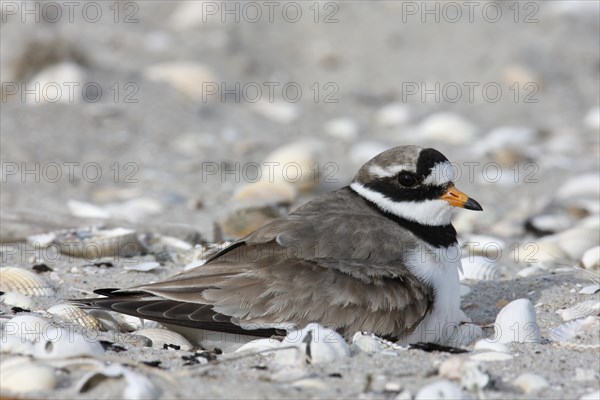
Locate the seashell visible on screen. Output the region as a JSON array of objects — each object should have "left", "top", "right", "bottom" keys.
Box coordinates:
[
  {"left": 1, "top": 332, "right": 36, "bottom": 356},
  {"left": 584, "top": 107, "right": 600, "bottom": 130},
  {"left": 123, "top": 262, "right": 162, "bottom": 272},
  {"left": 415, "top": 380, "right": 465, "bottom": 400},
  {"left": 275, "top": 323, "right": 350, "bottom": 365},
  {"left": 261, "top": 140, "right": 321, "bottom": 192},
  {"left": 67, "top": 199, "right": 111, "bottom": 219},
  {"left": 0, "top": 267, "right": 54, "bottom": 296},
  {"left": 53, "top": 226, "right": 142, "bottom": 259},
  {"left": 250, "top": 100, "right": 299, "bottom": 124},
  {"left": 513, "top": 373, "right": 549, "bottom": 394},
  {"left": 580, "top": 246, "right": 600, "bottom": 270},
  {"left": 469, "top": 352, "right": 513, "bottom": 362},
  {"left": 494, "top": 299, "right": 541, "bottom": 344},
  {"left": 461, "top": 235, "right": 505, "bottom": 259},
  {"left": 539, "top": 221, "right": 600, "bottom": 261},
  {"left": 472, "top": 126, "right": 537, "bottom": 156},
  {"left": 525, "top": 213, "right": 576, "bottom": 236},
  {"left": 516, "top": 265, "right": 547, "bottom": 278},
  {"left": 134, "top": 328, "right": 193, "bottom": 351},
  {"left": 557, "top": 174, "right": 600, "bottom": 202},
  {"left": 324, "top": 117, "right": 359, "bottom": 140},
  {"left": 375, "top": 103, "right": 410, "bottom": 128},
  {"left": 220, "top": 204, "right": 284, "bottom": 239},
  {"left": 46, "top": 303, "right": 103, "bottom": 330},
  {"left": 417, "top": 112, "right": 477, "bottom": 145},
  {"left": 459, "top": 257, "right": 500, "bottom": 281},
  {"left": 2, "top": 314, "right": 54, "bottom": 342},
  {"left": 438, "top": 356, "right": 464, "bottom": 380},
  {"left": 0, "top": 356, "right": 58, "bottom": 393},
  {"left": 557, "top": 300, "right": 600, "bottom": 321},
  {"left": 235, "top": 338, "right": 281, "bottom": 354},
  {"left": 473, "top": 339, "right": 509, "bottom": 353},
  {"left": 579, "top": 284, "right": 600, "bottom": 295},
  {"left": 549, "top": 316, "right": 600, "bottom": 349},
  {"left": 351, "top": 332, "right": 383, "bottom": 354},
  {"left": 76, "top": 364, "right": 160, "bottom": 400},
  {"left": 143, "top": 61, "right": 216, "bottom": 102},
  {"left": 0, "top": 291, "right": 33, "bottom": 308},
  {"left": 33, "top": 327, "right": 105, "bottom": 359}
]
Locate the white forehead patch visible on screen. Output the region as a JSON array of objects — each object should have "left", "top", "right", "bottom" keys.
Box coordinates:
[
  {"left": 423, "top": 161, "right": 455, "bottom": 186},
  {"left": 369, "top": 163, "right": 416, "bottom": 178}
]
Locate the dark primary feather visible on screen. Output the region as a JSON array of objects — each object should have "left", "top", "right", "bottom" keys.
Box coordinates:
[{"left": 88, "top": 187, "right": 436, "bottom": 339}]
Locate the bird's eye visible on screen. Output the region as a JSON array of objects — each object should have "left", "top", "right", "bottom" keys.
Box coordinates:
[{"left": 397, "top": 172, "right": 417, "bottom": 187}]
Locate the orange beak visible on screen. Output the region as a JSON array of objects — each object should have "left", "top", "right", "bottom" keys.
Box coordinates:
[{"left": 440, "top": 185, "right": 483, "bottom": 211}]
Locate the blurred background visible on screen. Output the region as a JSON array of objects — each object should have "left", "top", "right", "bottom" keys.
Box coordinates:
[{"left": 1, "top": 0, "right": 599, "bottom": 243}]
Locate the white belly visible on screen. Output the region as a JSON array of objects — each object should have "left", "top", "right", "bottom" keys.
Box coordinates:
[{"left": 401, "top": 244, "right": 477, "bottom": 345}]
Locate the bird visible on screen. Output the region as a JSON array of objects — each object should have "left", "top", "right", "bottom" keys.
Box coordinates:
[{"left": 87, "top": 145, "right": 482, "bottom": 347}]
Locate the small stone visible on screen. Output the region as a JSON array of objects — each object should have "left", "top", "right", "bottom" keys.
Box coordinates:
[
  {"left": 513, "top": 373, "right": 549, "bottom": 394},
  {"left": 415, "top": 380, "right": 466, "bottom": 400},
  {"left": 324, "top": 118, "right": 359, "bottom": 140},
  {"left": 417, "top": 112, "right": 477, "bottom": 144},
  {"left": 375, "top": 103, "right": 411, "bottom": 128}
]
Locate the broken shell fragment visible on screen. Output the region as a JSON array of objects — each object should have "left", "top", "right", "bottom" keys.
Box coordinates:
[
  {"left": 549, "top": 316, "right": 600, "bottom": 349},
  {"left": 557, "top": 300, "right": 600, "bottom": 321},
  {"left": 351, "top": 332, "right": 383, "bottom": 354},
  {"left": 0, "top": 267, "right": 55, "bottom": 296}
]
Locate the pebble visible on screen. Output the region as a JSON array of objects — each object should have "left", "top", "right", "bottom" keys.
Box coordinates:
[
  {"left": 375, "top": 103, "right": 411, "bottom": 128},
  {"left": 27, "top": 62, "right": 85, "bottom": 104},
  {"left": 417, "top": 112, "right": 477, "bottom": 144},
  {"left": 143, "top": 61, "right": 216, "bottom": 102},
  {"left": 324, "top": 117, "right": 359, "bottom": 140},
  {"left": 415, "top": 380, "right": 466, "bottom": 400},
  {"left": 250, "top": 100, "right": 299, "bottom": 124},
  {"left": 473, "top": 340, "right": 509, "bottom": 353},
  {"left": 513, "top": 373, "right": 549, "bottom": 394}
]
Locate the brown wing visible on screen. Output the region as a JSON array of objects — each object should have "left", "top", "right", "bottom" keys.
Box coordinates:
[{"left": 91, "top": 187, "right": 434, "bottom": 339}]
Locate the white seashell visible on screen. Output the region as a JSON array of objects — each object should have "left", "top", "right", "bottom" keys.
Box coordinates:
[
  {"left": 516, "top": 265, "right": 547, "bottom": 278},
  {"left": 351, "top": 332, "right": 383, "bottom": 354},
  {"left": 513, "top": 373, "right": 549, "bottom": 394},
  {"left": 123, "top": 262, "right": 162, "bottom": 272},
  {"left": 580, "top": 246, "right": 600, "bottom": 270},
  {"left": 250, "top": 100, "right": 299, "bottom": 124},
  {"left": 53, "top": 226, "right": 142, "bottom": 259},
  {"left": 0, "top": 267, "right": 54, "bottom": 296},
  {"left": 473, "top": 339, "right": 509, "bottom": 353},
  {"left": 415, "top": 380, "right": 465, "bottom": 400},
  {"left": 67, "top": 199, "right": 111, "bottom": 219},
  {"left": 324, "top": 117, "right": 359, "bottom": 140},
  {"left": 261, "top": 140, "right": 321, "bottom": 192},
  {"left": 134, "top": 328, "right": 193, "bottom": 351},
  {"left": 417, "top": 112, "right": 477, "bottom": 145},
  {"left": 549, "top": 316, "right": 600, "bottom": 346},
  {"left": 494, "top": 299, "right": 541, "bottom": 344},
  {"left": 580, "top": 390, "right": 600, "bottom": 400},
  {"left": 0, "top": 333, "right": 35, "bottom": 355},
  {"left": 76, "top": 364, "right": 160, "bottom": 400},
  {"left": 556, "top": 174, "right": 600, "bottom": 201},
  {"left": 461, "top": 235, "right": 505, "bottom": 258},
  {"left": 0, "top": 357, "right": 58, "bottom": 393},
  {"left": 33, "top": 327, "right": 105, "bottom": 359},
  {"left": 143, "top": 62, "right": 216, "bottom": 102},
  {"left": 276, "top": 323, "right": 350, "bottom": 365},
  {"left": 3, "top": 314, "right": 54, "bottom": 342},
  {"left": 459, "top": 257, "right": 500, "bottom": 281},
  {"left": 579, "top": 284, "right": 600, "bottom": 295},
  {"left": 540, "top": 223, "right": 600, "bottom": 261},
  {"left": 0, "top": 291, "right": 33, "bottom": 308},
  {"left": 46, "top": 303, "right": 103, "bottom": 330},
  {"left": 460, "top": 361, "right": 489, "bottom": 391},
  {"left": 469, "top": 352, "right": 513, "bottom": 362},
  {"left": 375, "top": 103, "right": 410, "bottom": 128},
  {"left": 557, "top": 300, "right": 600, "bottom": 321},
  {"left": 235, "top": 338, "right": 281, "bottom": 354}
]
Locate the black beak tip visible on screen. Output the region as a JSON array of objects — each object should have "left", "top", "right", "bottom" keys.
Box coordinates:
[{"left": 465, "top": 198, "right": 483, "bottom": 211}]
